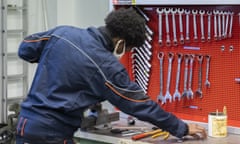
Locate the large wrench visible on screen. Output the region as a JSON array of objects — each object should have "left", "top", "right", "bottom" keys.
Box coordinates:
[
  {"left": 164, "top": 52, "right": 174, "bottom": 103},
  {"left": 213, "top": 10, "right": 218, "bottom": 41},
  {"left": 195, "top": 55, "right": 203, "bottom": 98},
  {"left": 173, "top": 53, "right": 183, "bottom": 101},
  {"left": 157, "top": 8, "right": 164, "bottom": 46},
  {"left": 182, "top": 54, "right": 189, "bottom": 99},
  {"left": 205, "top": 55, "right": 211, "bottom": 88},
  {"left": 164, "top": 8, "right": 171, "bottom": 46},
  {"left": 207, "top": 11, "right": 212, "bottom": 42},
  {"left": 171, "top": 8, "right": 178, "bottom": 46},
  {"left": 187, "top": 54, "right": 195, "bottom": 99},
  {"left": 192, "top": 9, "right": 198, "bottom": 42},
  {"left": 199, "top": 10, "right": 205, "bottom": 42},
  {"left": 185, "top": 9, "right": 191, "bottom": 43},
  {"left": 178, "top": 8, "right": 184, "bottom": 44},
  {"left": 157, "top": 52, "right": 165, "bottom": 104}
]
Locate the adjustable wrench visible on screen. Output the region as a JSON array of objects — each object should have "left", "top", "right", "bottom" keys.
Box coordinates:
[
  {"left": 213, "top": 10, "right": 218, "bottom": 40},
  {"left": 185, "top": 9, "right": 191, "bottom": 43},
  {"left": 178, "top": 8, "right": 184, "bottom": 44},
  {"left": 173, "top": 53, "right": 183, "bottom": 101},
  {"left": 199, "top": 10, "right": 205, "bottom": 42},
  {"left": 157, "top": 52, "right": 165, "bottom": 104},
  {"left": 187, "top": 54, "right": 195, "bottom": 99},
  {"left": 171, "top": 8, "right": 178, "bottom": 46},
  {"left": 192, "top": 9, "right": 198, "bottom": 42},
  {"left": 157, "top": 8, "right": 164, "bottom": 46},
  {"left": 207, "top": 11, "right": 212, "bottom": 41},
  {"left": 195, "top": 55, "right": 203, "bottom": 98},
  {"left": 228, "top": 12, "right": 234, "bottom": 38},
  {"left": 164, "top": 52, "right": 174, "bottom": 103},
  {"left": 164, "top": 8, "right": 171, "bottom": 46},
  {"left": 182, "top": 54, "right": 189, "bottom": 99},
  {"left": 205, "top": 55, "right": 211, "bottom": 88}
]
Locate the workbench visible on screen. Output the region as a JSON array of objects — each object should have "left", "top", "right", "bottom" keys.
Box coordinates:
[{"left": 74, "top": 117, "right": 240, "bottom": 144}]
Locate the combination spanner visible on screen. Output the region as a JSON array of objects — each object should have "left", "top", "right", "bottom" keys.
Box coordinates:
[
  {"left": 195, "top": 55, "right": 203, "bottom": 98},
  {"left": 182, "top": 54, "right": 189, "bottom": 99},
  {"left": 157, "top": 52, "right": 165, "bottom": 104},
  {"left": 205, "top": 55, "right": 211, "bottom": 88},
  {"left": 173, "top": 53, "right": 183, "bottom": 101},
  {"left": 187, "top": 54, "right": 195, "bottom": 99},
  {"left": 164, "top": 52, "right": 174, "bottom": 103}
]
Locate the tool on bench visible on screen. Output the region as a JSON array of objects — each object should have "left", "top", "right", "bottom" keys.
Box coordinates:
[
  {"left": 80, "top": 103, "right": 119, "bottom": 130},
  {"left": 131, "top": 129, "right": 162, "bottom": 140},
  {"left": 151, "top": 131, "right": 170, "bottom": 140}
]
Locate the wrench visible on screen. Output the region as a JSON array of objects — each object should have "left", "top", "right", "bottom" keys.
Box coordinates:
[
  {"left": 218, "top": 11, "right": 222, "bottom": 40},
  {"left": 199, "top": 10, "right": 205, "bottom": 42},
  {"left": 222, "top": 11, "right": 225, "bottom": 39},
  {"left": 164, "top": 8, "right": 171, "bottom": 46},
  {"left": 157, "top": 8, "right": 164, "bottom": 46},
  {"left": 228, "top": 12, "right": 234, "bottom": 38},
  {"left": 173, "top": 53, "right": 183, "bottom": 101},
  {"left": 145, "top": 25, "right": 154, "bottom": 36},
  {"left": 195, "top": 55, "right": 203, "bottom": 98},
  {"left": 178, "top": 8, "right": 185, "bottom": 44},
  {"left": 187, "top": 54, "right": 195, "bottom": 99},
  {"left": 165, "top": 52, "right": 174, "bottom": 103},
  {"left": 213, "top": 10, "right": 218, "bottom": 41},
  {"left": 171, "top": 8, "right": 178, "bottom": 46},
  {"left": 182, "top": 54, "right": 189, "bottom": 99},
  {"left": 207, "top": 11, "right": 212, "bottom": 42},
  {"left": 224, "top": 11, "right": 230, "bottom": 38},
  {"left": 192, "top": 9, "right": 198, "bottom": 42},
  {"left": 185, "top": 9, "right": 191, "bottom": 43},
  {"left": 157, "top": 52, "right": 165, "bottom": 104},
  {"left": 205, "top": 55, "right": 211, "bottom": 88}
]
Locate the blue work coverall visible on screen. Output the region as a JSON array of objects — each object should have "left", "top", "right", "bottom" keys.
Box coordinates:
[{"left": 16, "top": 26, "right": 188, "bottom": 144}]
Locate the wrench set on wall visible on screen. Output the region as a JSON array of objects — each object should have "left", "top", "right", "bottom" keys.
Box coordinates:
[
  {"left": 156, "top": 7, "right": 235, "bottom": 46},
  {"left": 157, "top": 52, "right": 211, "bottom": 104}
]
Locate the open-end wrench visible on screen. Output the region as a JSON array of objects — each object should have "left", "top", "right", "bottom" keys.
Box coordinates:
[
  {"left": 224, "top": 11, "right": 230, "bottom": 39},
  {"left": 157, "top": 52, "right": 165, "bottom": 104},
  {"left": 145, "top": 25, "right": 154, "bottom": 36},
  {"left": 134, "top": 69, "right": 149, "bottom": 87},
  {"left": 195, "top": 55, "right": 203, "bottom": 98},
  {"left": 187, "top": 54, "right": 195, "bottom": 99},
  {"left": 132, "top": 64, "right": 150, "bottom": 79},
  {"left": 218, "top": 11, "right": 222, "bottom": 40},
  {"left": 185, "top": 9, "right": 191, "bottom": 43},
  {"left": 205, "top": 55, "right": 211, "bottom": 88},
  {"left": 132, "top": 57, "right": 150, "bottom": 73},
  {"left": 192, "top": 9, "right": 198, "bottom": 42},
  {"left": 164, "top": 8, "right": 171, "bottom": 46},
  {"left": 228, "top": 12, "right": 234, "bottom": 38},
  {"left": 171, "top": 8, "right": 178, "bottom": 46},
  {"left": 131, "top": 52, "right": 151, "bottom": 70},
  {"left": 139, "top": 46, "right": 151, "bottom": 61},
  {"left": 182, "top": 54, "right": 189, "bottom": 99},
  {"left": 221, "top": 11, "right": 225, "bottom": 39},
  {"left": 213, "top": 10, "right": 218, "bottom": 41},
  {"left": 207, "top": 11, "right": 212, "bottom": 42},
  {"left": 178, "top": 8, "right": 184, "bottom": 44},
  {"left": 173, "top": 53, "right": 183, "bottom": 101},
  {"left": 199, "top": 10, "right": 205, "bottom": 42},
  {"left": 157, "top": 8, "right": 164, "bottom": 46},
  {"left": 164, "top": 52, "right": 174, "bottom": 103}
]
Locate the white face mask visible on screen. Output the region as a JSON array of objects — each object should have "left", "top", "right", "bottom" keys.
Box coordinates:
[{"left": 113, "top": 40, "right": 126, "bottom": 59}]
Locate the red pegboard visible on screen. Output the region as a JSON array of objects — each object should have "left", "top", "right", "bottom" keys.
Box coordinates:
[{"left": 119, "top": 5, "right": 240, "bottom": 127}]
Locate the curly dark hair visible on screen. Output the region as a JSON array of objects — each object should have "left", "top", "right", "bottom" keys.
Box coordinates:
[{"left": 105, "top": 7, "right": 146, "bottom": 48}]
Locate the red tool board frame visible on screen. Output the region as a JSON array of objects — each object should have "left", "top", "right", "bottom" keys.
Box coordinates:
[{"left": 117, "top": 5, "right": 240, "bottom": 127}]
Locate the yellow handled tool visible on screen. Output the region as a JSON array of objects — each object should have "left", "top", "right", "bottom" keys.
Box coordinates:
[
  {"left": 131, "top": 129, "right": 162, "bottom": 140},
  {"left": 151, "top": 131, "right": 170, "bottom": 140}
]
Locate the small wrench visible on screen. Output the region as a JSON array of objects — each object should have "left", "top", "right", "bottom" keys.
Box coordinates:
[
  {"left": 192, "top": 9, "right": 198, "bottom": 42},
  {"left": 171, "top": 8, "right": 178, "bottom": 46},
  {"left": 213, "top": 10, "right": 218, "bottom": 40},
  {"left": 187, "top": 54, "right": 195, "bottom": 99},
  {"left": 195, "top": 55, "right": 203, "bottom": 98},
  {"left": 165, "top": 52, "right": 174, "bottom": 103},
  {"left": 157, "top": 52, "right": 165, "bottom": 104},
  {"left": 164, "top": 8, "right": 171, "bottom": 46},
  {"left": 178, "top": 8, "right": 185, "bottom": 44},
  {"left": 205, "top": 55, "right": 211, "bottom": 88},
  {"left": 199, "top": 10, "right": 205, "bottom": 42},
  {"left": 185, "top": 9, "right": 191, "bottom": 43},
  {"left": 182, "top": 55, "right": 189, "bottom": 99},
  {"left": 157, "top": 8, "right": 164, "bottom": 46},
  {"left": 173, "top": 53, "right": 183, "bottom": 101},
  {"left": 207, "top": 11, "right": 212, "bottom": 41}
]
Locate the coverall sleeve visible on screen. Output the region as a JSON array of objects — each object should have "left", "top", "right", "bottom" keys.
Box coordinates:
[
  {"left": 18, "top": 28, "right": 56, "bottom": 63},
  {"left": 104, "top": 69, "right": 188, "bottom": 138}
]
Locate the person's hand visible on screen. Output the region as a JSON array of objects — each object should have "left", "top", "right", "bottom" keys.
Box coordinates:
[{"left": 187, "top": 123, "right": 207, "bottom": 139}]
